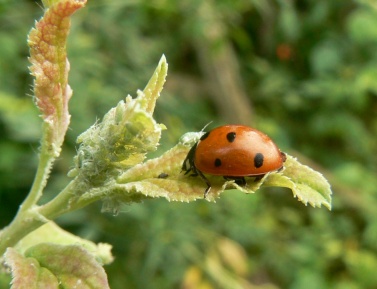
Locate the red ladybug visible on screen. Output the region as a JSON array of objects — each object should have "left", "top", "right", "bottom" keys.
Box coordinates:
[{"left": 182, "top": 125, "right": 286, "bottom": 198}]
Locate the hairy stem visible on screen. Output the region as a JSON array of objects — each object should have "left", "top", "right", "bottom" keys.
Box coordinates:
[
  {"left": 38, "top": 179, "right": 93, "bottom": 220},
  {"left": 0, "top": 216, "right": 46, "bottom": 256},
  {"left": 0, "top": 179, "right": 82, "bottom": 255},
  {"left": 20, "top": 134, "right": 55, "bottom": 214},
  {"left": 0, "top": 129, "right": 57, "bottom": 255}
]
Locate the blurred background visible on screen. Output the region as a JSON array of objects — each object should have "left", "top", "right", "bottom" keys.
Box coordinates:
[{"left": 1, "top": 0, "right": 377, "bottom": 288}]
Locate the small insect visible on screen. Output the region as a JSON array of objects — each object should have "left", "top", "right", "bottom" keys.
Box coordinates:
[
  {"left": 182, "top": 125, "right": 286, "bottom": 198},
  {"left": 157, "top": 172, "right": 169, "bottom": 179}
]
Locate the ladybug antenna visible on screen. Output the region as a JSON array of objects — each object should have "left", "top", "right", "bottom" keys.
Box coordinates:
[{"left": 201, "top": 121, "right": 213, "bottom": 132}]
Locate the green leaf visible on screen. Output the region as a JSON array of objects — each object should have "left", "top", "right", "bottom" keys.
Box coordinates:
[
  {"left": 266, "top": 155, "right": 332, "bottom": 209},
  {"left": 141, "top": 54, "right": 168, "bottom": 114},
  {"left": 69, "top": 55, "right": 167, "bottom": 182},
  {"left": 5, "top": 248, "right": 59, "bottom": 289},
  {"left": 14, "top": 222, "right": 113, "bottom": 265},
  {"left": 116, "top": 143, "right": 207, "bottom": 202},
  {"left": 115, "top": 131, "right": 265, "bottom": 203},
  {"left": 8, "top": 243, "right": 110, "bottom": 289},
  {"left": 97, "top": 132, "right": 332, "bottom": 210},
  {"left": 115, "top": 144, "right": 266, "bottom": 203}
]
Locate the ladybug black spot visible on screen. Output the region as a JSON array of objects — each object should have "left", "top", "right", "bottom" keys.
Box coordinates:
[
  {"left": 254, "top": 153, "right": 264, "bottom": 168},
  {"left": 214, "top": 158, "right": 222, "bottom": 167},
  {"left": 200, "top": 131, "right": 210, "bottom": 141},
  {"left": 226, "top": 132, "right": 236, "bottom": 143}
]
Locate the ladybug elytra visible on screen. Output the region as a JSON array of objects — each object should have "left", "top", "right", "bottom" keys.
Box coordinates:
[{"left": 182, "top": 125, "right": 286, "bottom": 198}]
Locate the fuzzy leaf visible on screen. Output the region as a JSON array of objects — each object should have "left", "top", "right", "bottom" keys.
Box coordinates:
[
  {"left": 28, "top": 0, "right": 86, "bottom": 156},
  {"left": 112, "top": 132, "right": 332, "bottom": 209},
  {"left": 97, "top": 132, "right": 263, "bottom": 207},
  {"left": 141, "top": 54, "right": 168, "bottom": 114},
  {"left": 5, "top": 248, "right": 59, "bottom": 289},
  {"left": 265, "top": 155, "right": 332, "bottom": 209},
  {"left": 115, "top": 144, "right": 265, "bottom": 203},
  {"left": 69, "top": 55, "right": 167, "bottom": 183},
  {"left": 9, "top": 244, "right": 110, "bottom": 289},
  {"left": 14, "top": 222, "right": 113, "bottom": 265}
]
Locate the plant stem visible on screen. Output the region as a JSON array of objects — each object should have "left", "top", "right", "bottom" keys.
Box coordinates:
[
  {"left": 38, "top": 179, "right": 87, "bottom": 219},
  {"left": 0, "top": 132, "right": 57, "bottom": 255},
  {"left": 20, "top": 132, "right": 55, "bottom": 214},
  {"left": 0, "top": 215, "right": 46, "bottom": 256},
  {"left": 0, "top": 166, "right": 113, "bottom": 255},
  {"left": 0, "top": 179, "right": 81, "bottom": 255}
]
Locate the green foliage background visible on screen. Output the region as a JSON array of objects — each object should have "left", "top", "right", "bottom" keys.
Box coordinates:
[{"left": 1, "top": 0, "right": 377, "bottom": 288}]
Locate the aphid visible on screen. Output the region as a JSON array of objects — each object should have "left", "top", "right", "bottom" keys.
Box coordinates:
[{"left": 157, "top": 172, "right": 169, "bottom": 179}]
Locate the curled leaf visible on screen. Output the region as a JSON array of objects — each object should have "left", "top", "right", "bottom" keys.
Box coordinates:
[
  {"left": 14, "top": 222, "right": 113, "bottom": 265},
  {"left": 265, "top": 155, "right": 332, "bottom": 209},
  {"left": 13, "top": 244, "right": 110, "bottom": 289},
  {"left": 5, "top": 248, "right": 59, "bottom": 289},
  {"left": 141, "top": 54, "right": 168, "bottom": 114},
  {"left": 28, "top": 0, "right": 86, "bottom": 156},
  {"left": 68, "top": 55, "right": 168, "bottom": 184}
]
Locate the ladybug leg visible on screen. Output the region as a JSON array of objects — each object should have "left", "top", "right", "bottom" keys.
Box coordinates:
[
  {"left": 187, "top": 165, "right": 211, "bottom": 197},
  {"left": 181, "top": 143, "right": 211, "bottom": 198},
  {"left": 196, "top": 169, "right": 211, "bottom": 198},
  {"left": 181, "top": 143, "right": 197, "bottom": 175},
  {"left": 236, "top": 177, "right": 246, "bottom": 186}
]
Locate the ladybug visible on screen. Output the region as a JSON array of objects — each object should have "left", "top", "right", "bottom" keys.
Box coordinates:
[{"left": 182, "top": 125, "right": 286, "bottom": 198}]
